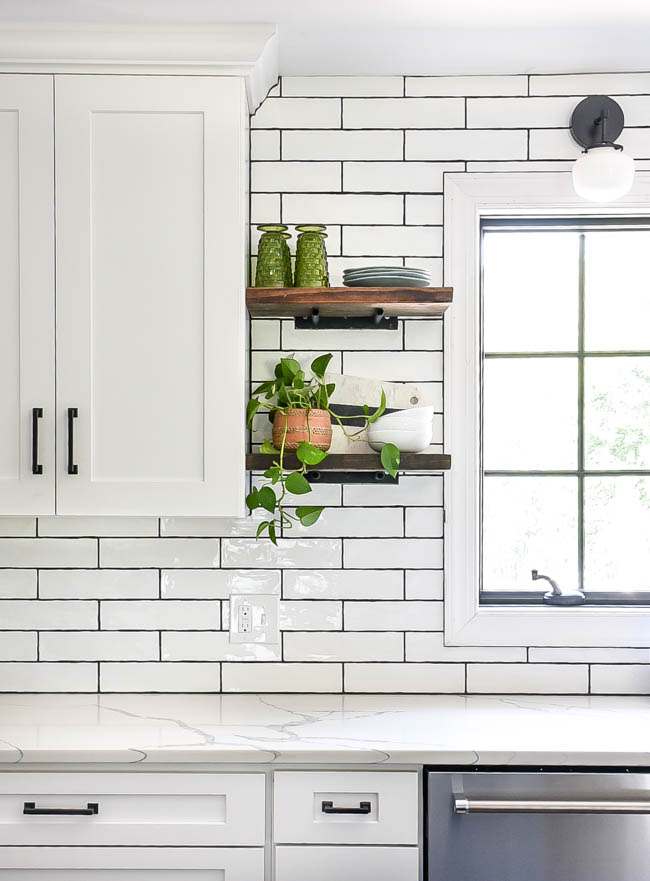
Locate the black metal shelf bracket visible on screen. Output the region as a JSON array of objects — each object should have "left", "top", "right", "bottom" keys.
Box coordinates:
[
  {"left": 295, "top": 308, "right": 398, "bottom": 331},
  {"left": 305, "top": 470, "right": 399, "bottom": 485}
]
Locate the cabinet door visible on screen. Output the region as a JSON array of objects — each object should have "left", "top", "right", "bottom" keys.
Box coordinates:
[
  {"left": 0, "top": 75, "right": 55, "bottom": 514},
  {"left": 55, "top": 75, "right": 246, "bottom": 516}
]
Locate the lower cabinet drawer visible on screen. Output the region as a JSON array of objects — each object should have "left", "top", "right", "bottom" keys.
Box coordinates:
[
  {"left": 273, "top": 771, "right": 419, "bottom": 844},
  {"left": 0, "top": 847, "right": 264, "bottom": 880},
  {"left": 0, "top": 772, "right": 265, "bottom": 846},
  {"left": 276, "top": 846, "right": 419, "bottom": 881}
]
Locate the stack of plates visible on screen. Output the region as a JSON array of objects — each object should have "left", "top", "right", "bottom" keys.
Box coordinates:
[{"left": 343, "top": 266, "right": 431, "bottom": 288}]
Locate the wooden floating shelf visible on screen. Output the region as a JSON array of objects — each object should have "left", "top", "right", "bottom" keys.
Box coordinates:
[
  {"left": 246, "top": 452, "right": 451, "bottom": 472},
  {"left": 246, "top": 286, "right": 452, "bottom": 318}
]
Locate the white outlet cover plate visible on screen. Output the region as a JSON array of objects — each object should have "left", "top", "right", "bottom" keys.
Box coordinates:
[{"left": 230, "top": 593, "right": 280, "bottom": 644}]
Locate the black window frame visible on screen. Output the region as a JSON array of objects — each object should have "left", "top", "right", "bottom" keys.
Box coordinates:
[{"left": 479, "top": 216, "right": 650, "bottom": 607}]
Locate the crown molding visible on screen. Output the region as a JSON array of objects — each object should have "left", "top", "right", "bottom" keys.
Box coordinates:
[{"left": 0, "top": 22, "right": 279, "bottom": 111}]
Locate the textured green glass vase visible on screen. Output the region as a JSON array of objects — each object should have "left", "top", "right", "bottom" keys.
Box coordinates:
[
  {"left": 255, "top": 225, "right": 293, "bottom": 287},
  {"left": 294, "top": 224, "right": 329, "bottom": 287}
]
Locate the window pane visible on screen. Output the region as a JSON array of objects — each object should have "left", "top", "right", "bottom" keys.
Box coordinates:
[
  {"left": 483, "top": 231, "right": 579, "bottom": 352},
  {"left": 585, "top": 230, "right": 650, "bottom": 351},
  {"left": 584, "top": 476, "right": 650, "bottom": 591},
  {"left": 483, "top": 476, "right": 578, "bottom": 592},
  {"left": 483, "top": 358, "right": 577, "bottom": 470},
  {"left": 585, "top": 356, "right": 650, "bottom": 469}
]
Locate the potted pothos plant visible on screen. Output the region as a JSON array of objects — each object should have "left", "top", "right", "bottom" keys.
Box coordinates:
[{"left": 245, "top": 353, "right": 400, "bottom": 543}]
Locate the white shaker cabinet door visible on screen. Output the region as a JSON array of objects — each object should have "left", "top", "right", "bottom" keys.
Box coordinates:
[
  {"left": 55, "top": 75, "right": 246, "bottom": 515},
  {"left": 0, "top": 75, "right": 55, "bottom": 514}
]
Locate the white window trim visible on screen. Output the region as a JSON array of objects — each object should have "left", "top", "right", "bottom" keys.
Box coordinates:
[{"left": 443, "top": 171, "right": 650, "bottom": 647}]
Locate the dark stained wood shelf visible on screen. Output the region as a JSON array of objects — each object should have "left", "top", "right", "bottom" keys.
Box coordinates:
[
  {"left": 246, "top": 286, "right": 452, "bottom": 318},
  {"left": 247, "top": 452, "right": 451, "bottom": 472}
]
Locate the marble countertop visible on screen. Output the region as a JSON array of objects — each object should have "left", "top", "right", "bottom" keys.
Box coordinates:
[{"left": 0, "top": 693, "right": 648, "bottom": 766}]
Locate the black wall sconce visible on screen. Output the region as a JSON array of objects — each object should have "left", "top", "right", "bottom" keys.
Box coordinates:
[{"left": 570, "top": 96, "right": 634, "bottom": 202}]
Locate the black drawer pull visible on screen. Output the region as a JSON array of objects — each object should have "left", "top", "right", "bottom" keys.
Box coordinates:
[
  {"left": 23, "top": 801, "right": 99, "bottom": 816},
  {"left": 67, "top": 407, "right": 78, "bottom": 475},
  {"left": 321, "top": 800, "right": 372, "bottom": 815},
  {"left": 32, "top": 407, "right": 43, "bottom": 475}
]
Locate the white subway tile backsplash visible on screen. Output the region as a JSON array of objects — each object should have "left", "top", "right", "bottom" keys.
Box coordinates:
[
  {"left": 344, "top": 538, "right": 443, "bottom": 569},
  {"left": 528, "top": 129, "right": 583, "bottom": 159},
  {"left": 467, "top": 664, "right": 589, "bottom": 694},
  {"left": 222, "top": 539, "right": 341, "bottom": 569},
  {"left": 344, "top": 475, "right": 443, "bottom": 507},
  {"left": 252, "top": 97, "right": 341, "bottom": 129},
  {"left": 529, "top": 647, "right": 650, "bottom": 663},
  {"left": 0, "top": 663, "right": 97, "bottom": 692},
  {"left": 406, "top": 633, "right": 526, "bottom": 662},
  {"left": 283, "top": 193, "right": 403, "bottom": 225},
  {"left": 0, "top": 600, "right": 97, "bottom": 630},
  {"left": 252, "top": 161, "right": 342, "bottom": 193},
  {"left": 101, "top": 600, "right": 220, "bottom": 631},
  {"left": 343, "top": 351, "right": 442, "bottom": 381},
  {"left": 0, "top": 518, "right": 36, "bottom": 537},
  {"left": 252, "top": 350, "right": 342, "bottom": 381},
  {"left": 407, "top": 75, "right": 527, "bottom": 97},
  {"left": 344, "top": 601, "right": 442, "bottom": 631},
  {"left": 37, "top": 517, "right": 158, "bottom": 537},
  {"left": 40, "top": 632, "right": 159, "bottom": 661},
  {"left": 407, "top": 129, "right": 527, "bottom": 160},
  {"left": 343, "top": 225, "right": 442, "bottom": 257},
  {"left": 100, "top": 539, "right": 220, "bottom": 568},
  {"left": 0, "top": 539, "right": 97, "bottom": 568},
  {"left": 161, "top": 568, "right": 281, "bottom": 599},
  {"left": 39, "top": 570, "right": 159, "bottom": 599},
  {"left": 467, "top": 96, "right": 575, "bottom": 129},
  {"left": 251, "top": 192, "right": 281, "bottom": 223},
  {"left": 160, "top": 516, "right": 262, "bottom": 538},
  {"left": 250, "top": 129, "right": 281, "bottom": 160},
  {"left": 405, "top": 507, "right": 444, "bottom": 537},
  {"left": 530, "top": 72, "right": 650, "bottom": 95},
  {"left": 161, "top": 631, "right": 281, "bottom": 662},
  {"left": 290, "top": 507, "right": 403, "bottom": 538},
  {"left": 284, "top": 631, "right": 403, "bottom": 661},
  {"left": 251, "top": 319, "right": 281, "bottom": 349},
  {"left": 0, "top": 571, "right": 37, "bottom": 599},
  {"left": 404, "top": 319, "right": 443, "bottom": 350},
  {"left": 283, "top": 129, "right": 403, "bottom": 161},
  {"left": 0, "top": 633, "right": 37, "bottom": 661},
  {"left": 345, "top": 662, "right": 464, "bottom": 693},
  {"left": 283, "top": 76, "right": 403, "bottom": 97},
  {"left": 222, "top": 662, "right": 342, "bottom": 692},
  {"left": 343, "top": 97, "right": 464, "bottom": 129},
  {"left": 404, "top": 194, "right": 443, "bottom": 225},
  {"left": 590, "top": 665, "right": 650, "bottom": 695},
  {"left": 405, "top": 570, "right": 444, "bottom": 600},
  {"left": 283, "top": 570, "right": 403, "bottom": 599},
  {"left": 344, "top": 161, "right": 464, "bottom": 193},
  {"left": 281, "top": 600, "right": 342, "bottom": 630},
  {"left": 100, "top": 662, "right": 220, "bottom": 693},
  {"left": 281, "top": 318, "right": 403, "bottom": 351}
]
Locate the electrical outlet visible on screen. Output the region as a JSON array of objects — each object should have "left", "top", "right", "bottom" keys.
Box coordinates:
[{"left": 229, "top": 594, "right": 279, "bottom": 644}]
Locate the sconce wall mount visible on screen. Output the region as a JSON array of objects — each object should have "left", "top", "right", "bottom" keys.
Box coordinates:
[{"left": 570, "top": 95, "right": 634, "bottom": 202}]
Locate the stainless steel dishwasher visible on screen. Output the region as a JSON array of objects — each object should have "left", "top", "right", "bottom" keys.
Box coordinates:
[{"left": 427, "top": 767, "right": 650, "bottom": 880}]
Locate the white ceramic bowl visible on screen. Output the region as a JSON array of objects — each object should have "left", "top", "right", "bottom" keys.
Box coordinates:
[
  {"left": 367, "top": 424, "right": 433, "bottom": 453},
  {"left": 375, "top": 406, "right": 433, "bottom": 426}
]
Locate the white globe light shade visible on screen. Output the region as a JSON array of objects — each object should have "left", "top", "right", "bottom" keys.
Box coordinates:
[{"left": 572, "top": 146, "right": 634, "bottom": 202}]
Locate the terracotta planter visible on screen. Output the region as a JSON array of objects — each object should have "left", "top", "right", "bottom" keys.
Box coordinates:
[{"left": 272, "top": 408, "right": 332, "bottom": 452}]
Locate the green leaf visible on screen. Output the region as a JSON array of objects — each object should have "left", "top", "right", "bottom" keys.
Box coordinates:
[
  {"left": 279, "top": 358, "right": 301, "bottom": 383},
  {"left": 296, "top": 505, "right": 324, "bottom": 527},
  {"left": 380, "top": 442, "right": 400, "bottom": 478},
  {"left": 268, "top": 521, "right": 278, "bottom": 545},
  {"left": 256, "top": 519, "right": 270, "bottom": 538},
  {"left": 258, "top": 486, "right": 277, "bottom": 514},
  {"left": 263, "top": 465, "right": 281, "bottom": 483},
  {"left": 367, "top": 389, "right": 387, "bottom": 424},
  {"left": 296, "top": 441, "right": 328, "bottom": 466},
  {"left": 259, "top": 439, "right": 278, "bottom": 455},
  {"left": 285, "top": 471, "right": 312, "bottom": 495},
  {"left": 246, "top": 398, "right": 260, "bottom": 428},
  {"left": 310, "top": 353, "right": 333, "bottom": 379},
  {"left": 245, "top": 488, "right": 260, "bottom": 510},
  {"left": 292, "top": 370, "right": 305, "bottom": 389},
  {"left": 252, "top": 380, "right": 274, "bottom": 396}
]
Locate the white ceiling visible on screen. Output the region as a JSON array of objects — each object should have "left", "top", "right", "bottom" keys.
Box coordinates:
[{"left": 2, "top": 0, "right": 650, "bottom": 76}]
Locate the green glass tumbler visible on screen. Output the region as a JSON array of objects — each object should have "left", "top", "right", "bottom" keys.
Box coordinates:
[
  {"left": 294, "top": 224, "right": 329, "bottom": 288},
  {"left": 255, "top": 225, "right": 293, "bottom": 287}
]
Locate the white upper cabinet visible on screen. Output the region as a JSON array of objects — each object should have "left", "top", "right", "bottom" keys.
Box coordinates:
[
  {"left": 0, "top": 75, "right": 55, "bottom": 514},
  {"left": 55, "top": 76, "right": 246, "bottom": 516}
]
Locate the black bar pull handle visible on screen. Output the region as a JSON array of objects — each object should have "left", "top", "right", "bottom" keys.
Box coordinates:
[
  {"left": 23, "top": 801, "right": 99, "bottom": 816},
  {"left": 321, "top": 800, "right": 372, "bottom": 815},
  {"left": 32, "top": 408, "right": 43, "bottom": 475},
  {"left": 67, "top": 407, "right": 78, "bottom": 475}
]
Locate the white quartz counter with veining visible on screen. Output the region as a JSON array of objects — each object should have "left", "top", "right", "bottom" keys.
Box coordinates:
[{"left": 0, "top": 693, "right": 648, "bottom": 766}]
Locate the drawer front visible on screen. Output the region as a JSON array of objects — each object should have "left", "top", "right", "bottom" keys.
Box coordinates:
[
  {"left": 0, "top": 846, "right": 264, "bottom": 880},
  {"left": 276, "top": 846, "right": 419, "bottom": 881},
  {"left": 0, "top": 773, "right": 265, "bottom": 846},
  {"left": 273, "top": 771, "right": 418, "bottom": 844}
]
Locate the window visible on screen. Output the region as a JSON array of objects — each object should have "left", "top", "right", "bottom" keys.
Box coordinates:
[
  {"left": 444, "top": 172, "right": 650, "bottom": 646},
  {"left": 481, "top": 220, "right": 650, "bottom": 605}
]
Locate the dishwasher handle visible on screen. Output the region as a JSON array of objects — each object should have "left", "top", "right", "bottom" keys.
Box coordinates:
[{"left": 454, "top": 796, "right": 650, "bottom": 815}]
